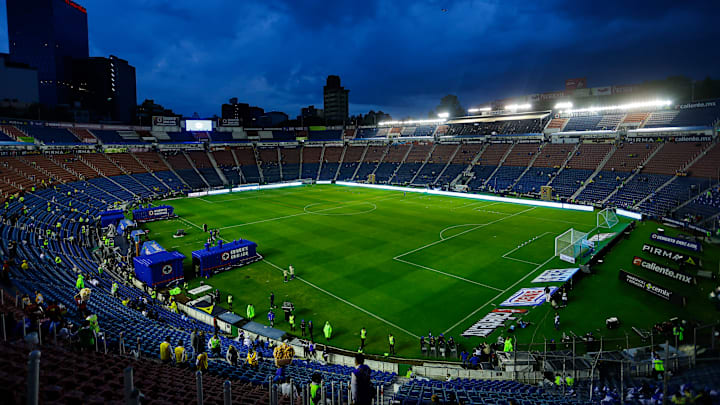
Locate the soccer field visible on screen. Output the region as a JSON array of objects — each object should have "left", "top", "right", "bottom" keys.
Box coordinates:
[{"left": 142, "top": 185, "right": 719, "bottom": 358}]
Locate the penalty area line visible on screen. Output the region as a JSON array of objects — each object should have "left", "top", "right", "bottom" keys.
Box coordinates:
[
  {"left": 442, "top": 254, "right": 556, "bottom": 335},
  {"left": 262, "top": 259, "right": 419, "bottom": 339}
]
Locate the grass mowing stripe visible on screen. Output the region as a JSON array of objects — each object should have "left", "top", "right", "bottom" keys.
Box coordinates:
[
  {"left": 442, "top": 254, "right": 556, "bottom": 335},
  {"left": 394, "top": 257, "right": 503, "bottom": 291},
  {"left": 262, "top": 259, "right": 420, "bottom": 339},
  {"left": 394, "top": 206, "right": 536, "bottom": 260}
]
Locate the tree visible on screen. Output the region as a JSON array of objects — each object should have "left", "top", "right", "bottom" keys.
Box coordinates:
[{"left": 432, "top": 95, "right": 465, "bottom": 118}]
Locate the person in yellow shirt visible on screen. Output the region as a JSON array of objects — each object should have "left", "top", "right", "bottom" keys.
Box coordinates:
[
  {"left": 174, "top": 342, "right": 187, "bottom": 366},
  {"left": 160, "top": 337, "right": 173, "bottom": 363},
  {"left": 247, "top": 349, "right": 258, "bottom": 368},
  {"left": 196, "top": 352, "right": 209, "bottom": 372}
]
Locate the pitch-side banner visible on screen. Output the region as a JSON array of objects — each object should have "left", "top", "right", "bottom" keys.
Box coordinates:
[
  {"left": 461, "top": 311, "right": 517, "bottom": 337},
  {"left": 619, "top": 270, "right": 685, "bottom": 306},
  {"left": 641, "top": 244, "right": 701, "bottom": 267},
  {"left": 631, "top": 256, "right": 696, "bottom": 285},
  {"left": 532, "top": 268, "right": 580, "bottom": 283},
  {"left": 650, "top": 233, "right": 701, "bottom": 252},
  {"left": 500, "top": 287, "right": 558, "bottom": 307}
]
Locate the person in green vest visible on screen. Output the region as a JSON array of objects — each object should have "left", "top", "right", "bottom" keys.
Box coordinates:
[
  {"left": 111, "top": 281, "right": 119, "bottom": 297},
  {"left": 76, "top": 273, "right": 85, "bottom": 290},
  {"left": 54, "top": 256, "right": 62, "bottom": 267},
  {"left": 360, "top": 327, "right": 367, "bottom": 350},
  {"left": 4, "top": 201, "right": 8, "bottom": 209},
  {"left": 169, "top": 300, "right": 178, "bottom": 313},
  {"left": 19, "top": 196, "right": 24, "bottom": 204},
  {"left": 227, "top": 294, "right": 233, "bottom": 311},
  {"left": 42, "top": 239, "right": 48, "bottom": 249},
  {"left": 309, "top": 373, "right": 322, "bottom": 405},
  {"left": 653, "top": 353, "right": 665, "bottom": 379},
  {"left": 97, "top": 265, "right": 103, "bottom": 277},
  {"left": 289, "top": 313, "right": 296, "bottom": 331},
  {"left": 86, "top": 314, "right": 100, "bottom": 333},
  {"left": 150, "top": 289, "right": 157, "bottom": 301},
  {"left": 209, "top": 334, "right": 221, "bottom": 357},
  {"left": 673, "top": 325, "right": 685, "bottom": 342},
  {"left": 388, "top": 333, "right": 396, "bottom": 355},
  {"left": 554, "top": 374, "right": 563, "bottom": 386},
  {"left": 503, "top": 336, "right": 514, "bottom": 352},
  {"left": 323, "top": 321, "right": 333, "bottom": 341},
  {"left": 246, "top": 303, "right": 255, "bottom": 320},
  {"left": 565, "top": 374, "right": 574, "bottom": 387}
]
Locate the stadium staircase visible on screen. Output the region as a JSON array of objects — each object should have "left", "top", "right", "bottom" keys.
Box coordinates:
[
  {"left": 276, "top": 147, "right": 284, "bottom": 181},
  {"left": 229, "top": 148, "right": 248, "bottom": 184},
  {"left": 370, "top": 144, "right": 391, "bottom": 178},
  {"left": 483, "top": 143, "right": 516, "bottom": 188},
  {"left": 75, "top": 155, "right": 140, "bottom": 199},
  {"left": 333, "top": 144, "right": 348, "bottom": 181},
  {"left": 388, "top": 143, "right": 414, "bottom": 184},
  {"left": 252, "top": 145, "right": 265, "bottom": 184},
  {"left": 546, "top": 143, "right": 582, "bottom": 186},
  {"left": 350, "top": 144, "right": 369, "bottom": 181},
  {"left": 569, "top": 145, "right": 617, "bottom": 200},
  {"left": 157, "top": 152, "right": 192, "bottom": 189},
  {"left": 315, "top": 144, "right": 326, "bottom": 181},
  {"left": 0, "top": 124, "right": 29, "bottom": 141},
  {"left": 455, "top": 143, "right": 488, "bottom": 187},
  {"left": 182, "top": 151, "right": 211, "bottom": 189},
  {"left": 206, "top": 151, "right": 229, "bottom": 186},
  {"left": 129, "top": 152, "right": 173, "bottom": 191},
  {"left": 409, "top": 143, "right": 437, "bottom": 184},
  {"left": 509, "top": 143, "right": 545, "bottom": 191},
  {"left": 298, "top": 145, "right": 304, "bottom": 179},
  {"left": 430, "top": 143, "right": 461, "bottom": 185},
  {"left": 601, "top": 143, "right": 665, "bottom": 205}
]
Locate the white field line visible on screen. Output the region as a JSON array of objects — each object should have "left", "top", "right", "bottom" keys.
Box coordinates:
[
  {"left": 218, "top": 194, "right": 402, "bottom": 230},
  {"left": 394, "top": 207, "right": 536, "bottom": 260},
  {"left": 500, "top": 231, "right": 553, "bottom": 266},
  {"left": 199, "top": 187, "right": 318, "bottom": 204},
  {"left": 443, "top": 254, "right": 556, "bottom": 335},
  {"left": 439, "top": 223, "right": 487, "bottom": 241},
  {"left": 262, "top": 259, "right": 419, "bottom": 339},
  {"left": 394, "top": 257, "right": 503, "bottom": 292}
]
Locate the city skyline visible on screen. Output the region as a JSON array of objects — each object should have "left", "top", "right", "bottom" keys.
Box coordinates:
[{"left": 1, "top": 0, "right": 719, "bottom": 119}]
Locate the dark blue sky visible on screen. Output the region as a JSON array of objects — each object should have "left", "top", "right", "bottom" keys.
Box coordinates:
[{"left": 2, "top": 0, "right": 719, "bottom": 119}]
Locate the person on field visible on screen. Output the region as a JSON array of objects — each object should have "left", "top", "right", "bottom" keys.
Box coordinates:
[
  {"left": 289, "top": 265, "right": 295, "bottom": 280},
  {"left": 323, "top": 321, "right": 332, "bottom": 341},
  {"left": 360, "top": 327, "right": 367, "bottom": 350},
  {"left": 246, "top": 303, "right": 255, "bottom": 320}
]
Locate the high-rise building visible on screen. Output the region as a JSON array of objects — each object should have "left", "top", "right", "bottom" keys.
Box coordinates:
[
  {"left": 73, "top": 55, "right": 137, "bottom": 123},
  {"left": 0, "top": 53, "right": 39, "bottom": 107},
  {"left": 323, "top": 75, "right": 349, "bottom": 123},
  {"left": 221, "top": 98, "right": 265, "bottom": 126},
  {"left": 6, "top": 0, "right": 89, "bottom": 106}
]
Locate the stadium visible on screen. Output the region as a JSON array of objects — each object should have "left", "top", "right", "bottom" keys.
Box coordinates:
[{"left": 1, "top": 1, "right": 720, "bottom": 405}]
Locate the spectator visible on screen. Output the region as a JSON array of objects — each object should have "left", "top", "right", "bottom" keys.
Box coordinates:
[
  {"left": 208, "top": 334, "right": 221, "bottom": 357},
  {"left": 280, "top": 377, "right": 299, "bottom": 399},
  {"left": 226, "top": 345, "right": 239, "bottom": 366},
  {"left": 309, "top": 373, "right": 322, "bottom": 405},
  {"left": 175, "top": 341, "right": 187, "bottom": 366},
  {"left": 160, "top": 336, "right": 173, "bottom": 363},
  {"left": 351, "top": 353, "right": 373, "bottom": 405},
  {"left": 196, "top": 352, "right": 209, "bottom": 372},
  {"left": 190, "top": 328, "right": 201, "bottom": 355}
]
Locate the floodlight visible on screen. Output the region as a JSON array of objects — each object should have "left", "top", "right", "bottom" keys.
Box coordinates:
[{"left": 437, "top": 112, "right": 450, "bottom": 118}]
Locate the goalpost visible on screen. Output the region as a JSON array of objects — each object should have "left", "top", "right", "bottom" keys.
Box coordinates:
[
  {"left": 597, "top": 208, "right": 619, "bottom": 229},
  {"left": 555, "top": 228, "right": 589, "bottom": 263}
]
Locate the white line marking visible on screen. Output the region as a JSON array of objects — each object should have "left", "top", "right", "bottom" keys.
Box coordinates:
[
  {"left": 500, "top": 231, "right": 553, "bottom": 265},
  {"left": 394, "top": 207, "right": 536, "bottom": 260},
  {"left": 394, "top": 257, "right": 503, "bottom": 291},
  {"left": 262, "top": 259, "right": 419, "bottom": 339},
  {"left": 439, "top": 223, "right": 486, "bottom": 240},
  {"left": 442, "top": 254, "right": 556, "bottom": 335}
]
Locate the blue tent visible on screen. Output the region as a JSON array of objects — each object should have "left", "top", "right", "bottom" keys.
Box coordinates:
[{"left": 133, "top": 250, "right": 186, "bottom": 287}]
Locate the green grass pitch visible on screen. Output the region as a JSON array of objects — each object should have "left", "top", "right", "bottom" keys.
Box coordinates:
[{"left": 142, "top": 185, "right": 720, "bottom": 359}]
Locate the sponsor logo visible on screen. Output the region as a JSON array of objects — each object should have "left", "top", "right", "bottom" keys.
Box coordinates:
[
  {"left": 678, "top": 101, "right": 717, "bottom": 109},
  {"left": 221, "top": 252, "right": 230, "bottom": 261},
  {"left": 462, "top": 312, "right": 516, "bottom": 337},
  {"left": 491, "top": 308, "right": 528, "bottom": 314},
  {"left": 559, "top": 253, "right": 576, "bottom": 264},
  {"left": 162, "top": 264, "right": 173, "bottom": 275},
  {"left": 619, "top": 270, "right": 684, "bottom": 305},
  {"left": 501, "top": 287, "right": 557, "bottom": 307},
  {"left": 650, "top": 233, "right": 700, "bottom": 252},
  {"left": 532, "top": 268, "right": 580, "bottom": 283},
  {"left": 641, "top": 244, "right": 699, "bottom": 266},
  {"left": 632, "top": 256, "right": 694, "bottom": 284}
]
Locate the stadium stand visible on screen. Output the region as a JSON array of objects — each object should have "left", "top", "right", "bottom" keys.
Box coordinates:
[
  {"left": 233, "top": 146, "right": 261, "bottom": 183},
  {"left": 212, "top": 149, "right": 242, "bottom": 185},
  {"left": 280, "top": 146, "right": 301, "bottom": 180},
  {"left": 413, "top": 143, "right": 457, "bottom": 185},
  {"left": 337, "top": 145, "right": 365, "bottom": 181},
  {"left": 318, "top": 145, "right": 343, "bottom": 180},
  {"left": 300, "top": 146, "right": 322, "bottom": 180},
  {"left": 374, "top": 143, "right": 410, "bottom": 183},
  {"left": 258, "top": 147, "right": 282, "bottom": 183},
  {"left": 393, "top": 142, "right": 432, "bottom": 184},
  {"left": 354, "top": 144, "right": 388, "bottom": 181}
]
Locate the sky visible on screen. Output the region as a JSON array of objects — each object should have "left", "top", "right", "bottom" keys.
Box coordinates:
[{"left": 1, "top": 0, "right": 719, "bottom": 119}]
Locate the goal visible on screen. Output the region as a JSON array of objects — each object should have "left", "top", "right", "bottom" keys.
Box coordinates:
[
  {"left": 555, "top": 228, "right": 589, "bottom": 263},
  {"left": 597, "top": 208, "right": 619, "bottom": 229}
]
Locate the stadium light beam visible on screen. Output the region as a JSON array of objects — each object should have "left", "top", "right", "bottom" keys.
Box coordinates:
[
  {"left": 555, "top": 102, "right": 573, "bottom": 109},
  {"left": 437, "top": 112, "right": 450, "bottom": 118},
  {"left": 505, "top": 103, "right": 532, "bottom": 111},
  {"left": 468, "top": 108, "right": 480, "bottom": 113},
  {"left": 562, "top": 99, "right": 672, "bottom": 114}
]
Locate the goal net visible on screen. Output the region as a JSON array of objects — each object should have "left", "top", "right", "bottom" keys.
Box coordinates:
[
  {"left": 555, "top": 228, "right": 589, "bottom": 262},
  {"left": 597, "top": 208, "right": 619, "bottom": 229}
]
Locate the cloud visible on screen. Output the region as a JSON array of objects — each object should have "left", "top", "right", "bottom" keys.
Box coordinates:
[{"left": 3, "top": 0, "right": 719, "bottom": 118}]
